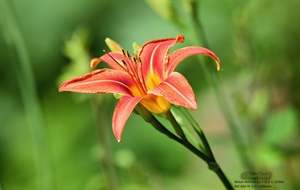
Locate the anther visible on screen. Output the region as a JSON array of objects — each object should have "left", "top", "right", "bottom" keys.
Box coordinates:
[
  {"left": 126, "top": 50, "right": 131, "bottom": 57},
  {"left": 122, "top": 49, "right": 126, "bottom": 56}
]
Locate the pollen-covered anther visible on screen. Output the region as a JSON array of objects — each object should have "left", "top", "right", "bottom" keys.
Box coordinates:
[
  {"left": 121, "top": 60, "right": 127, "bottom": 66},
  {"left": 126, "top": 51, "right": 131, "bottom": 58},
  {"left": 132, "top": 54, "right": 142, "bottom": 64},
  {"left": 122, "top": 49, "right": 126, "bottom": 56},
  {"left": 137, "top": 56, "right": 142, "bottom": 63}
]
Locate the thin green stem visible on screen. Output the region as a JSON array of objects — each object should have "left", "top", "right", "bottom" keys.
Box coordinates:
[
  {"left": 165, "top": 109, "right": 187, "bottom": 141},
  {"left": 135, "top": 105, "right": 210, "bottom": 162},
  {"left": 149, "top": 115, "right": 211, "bottom": 162},
  {"left": 166, "top": 108, "right": 233, "bottom": 190},
  {"left": 136, "top": 105, "right": 233, "bottom": 189},
  {"left": 1, "top": 1, "right": 53, "bottom": 189},
  {"left": 179, "top": 107, "right": 214, "bottom": 158},
  {"left": 181, "top": 125, "right": 205, "bottom": 152},
  {"left": 214, "top": 166, "right": 234, "bottom": 190}
]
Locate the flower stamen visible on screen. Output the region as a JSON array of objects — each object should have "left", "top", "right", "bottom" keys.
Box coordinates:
[
  {"left": 118, "top": 49, "right": 148, "bottom": 96},
  {"left": 103, "top": 50, "right": 127, "bottom": 70},
  {"left": 125, "top": 57, "right": 147, "bottom": 96}
]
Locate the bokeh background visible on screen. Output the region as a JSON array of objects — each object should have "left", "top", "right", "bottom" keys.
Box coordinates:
[{"left": 1, "top": 0, "right": 299, "bottom": 189}]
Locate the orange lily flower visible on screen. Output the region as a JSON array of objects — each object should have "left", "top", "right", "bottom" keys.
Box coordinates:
[{"left": 59, "top": 34, "right": 220, "bottom": 141}]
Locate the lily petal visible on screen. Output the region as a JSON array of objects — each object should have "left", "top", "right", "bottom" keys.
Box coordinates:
[
  {"left": 59, "top": 69, "right": 133, "bottom": 95},
  {"left": 148, "top": 72, "right": 197, "bottom": 109},
  {"left": 140, "top": 34, "right": 184, "bottom": 81},
  {"left": 112, "top": 96, "right": 142, "bottom": 141},
  {"left": 167, "top": 46, "right": 221, "bottom": 75},
  {"left": 91, "top": 52, "right": 125, "bottom": 70}
]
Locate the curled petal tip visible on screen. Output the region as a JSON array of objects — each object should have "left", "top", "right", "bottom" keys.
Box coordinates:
[
  {"left": 90, "top": 58, "right": 101, "bottom": 69},
  {"left": 58, "top": 80, "right": 70, "bottom": 92},
  {"left": 177, "top": 34, "right": 185, "bottom": 43},
  {"left": 216, "top": 60, "right": 221, "bottom": 71},
  {"left": 190, "top": 102, "right": 198, "bottom": 110},
  {"left": 212, "top": 53, "right": 221, "bottom": 71},
  {"left": 114, "top": 132, "right": 122, "bottom": 143},
  {"left": 58, "top": 86, "right": 64, "bottom": 92}
]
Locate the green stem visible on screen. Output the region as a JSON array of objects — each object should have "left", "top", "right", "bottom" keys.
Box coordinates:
[
  {"left": 179, "top": 107, "right": 214, "bottom": 158},
  {"left": 189, "top": 1, "right": 255, "bottom": 172},
  {"left": 179, "top": 107, "right": 235, "bottom": 188},
  {"left": 135, "top": 105, "right": 210, "bottom": 162},
  {"left": 165, "top": 110, "right": 187, "bottom": 141},
  {"left": 1, "top": 1, "right": 53, "bottom": 189},
  {"left": 166, "top": 108, "right": 233, "bottom": 190},
  {"left": 149, "top": 115, "right": 211, "bottom": 163},
  {"left": 136, "top": 105, "right": 233, "bottom": 189},
  {"left": 214, "top": 165, "right": 234, "bottom": 190}
]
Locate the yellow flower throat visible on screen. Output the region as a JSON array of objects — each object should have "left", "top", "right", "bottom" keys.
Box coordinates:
[{"left": 121, "top": 50, "right": 170, "bottom": 114}]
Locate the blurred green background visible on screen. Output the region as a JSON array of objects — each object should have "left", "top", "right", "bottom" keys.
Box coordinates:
[{"left": 0, "top": 0, "right": 299, "bottom": 189}]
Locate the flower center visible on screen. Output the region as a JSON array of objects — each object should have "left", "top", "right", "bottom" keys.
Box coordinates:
[
  {"left": 120, "top": 49, "right": 148, "bottom": 96},
  {"left": 107, "top": 49, "right": 170, "bottom": 114}
]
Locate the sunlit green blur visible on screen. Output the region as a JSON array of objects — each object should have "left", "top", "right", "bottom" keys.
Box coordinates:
[{"left": 0, "top": 1, "right": 299, "bottom": 189}]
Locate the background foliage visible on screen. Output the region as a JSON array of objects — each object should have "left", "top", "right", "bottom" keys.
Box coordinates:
[{"left": 0, "top": 0, "right": 299, "bottom": 189}]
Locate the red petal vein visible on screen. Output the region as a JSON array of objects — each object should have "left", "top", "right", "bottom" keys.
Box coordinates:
[
  {"left": 97, "top": 52, "right": 126, "bottom": 70},
  {"left": 167, "top": 46, "right": 221, "bottom": 75},
  {"left": 148, "top": 72, "right": 197, "bottom": 109},
  {"left": 140, "top": 34, "right": 185, "bottom": 81},
  {"left": 59, "top": 69, "right": 133, "bottom": 95},
  {"left": 112, "top": 96, "right": 142, "bottom": 141}
]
